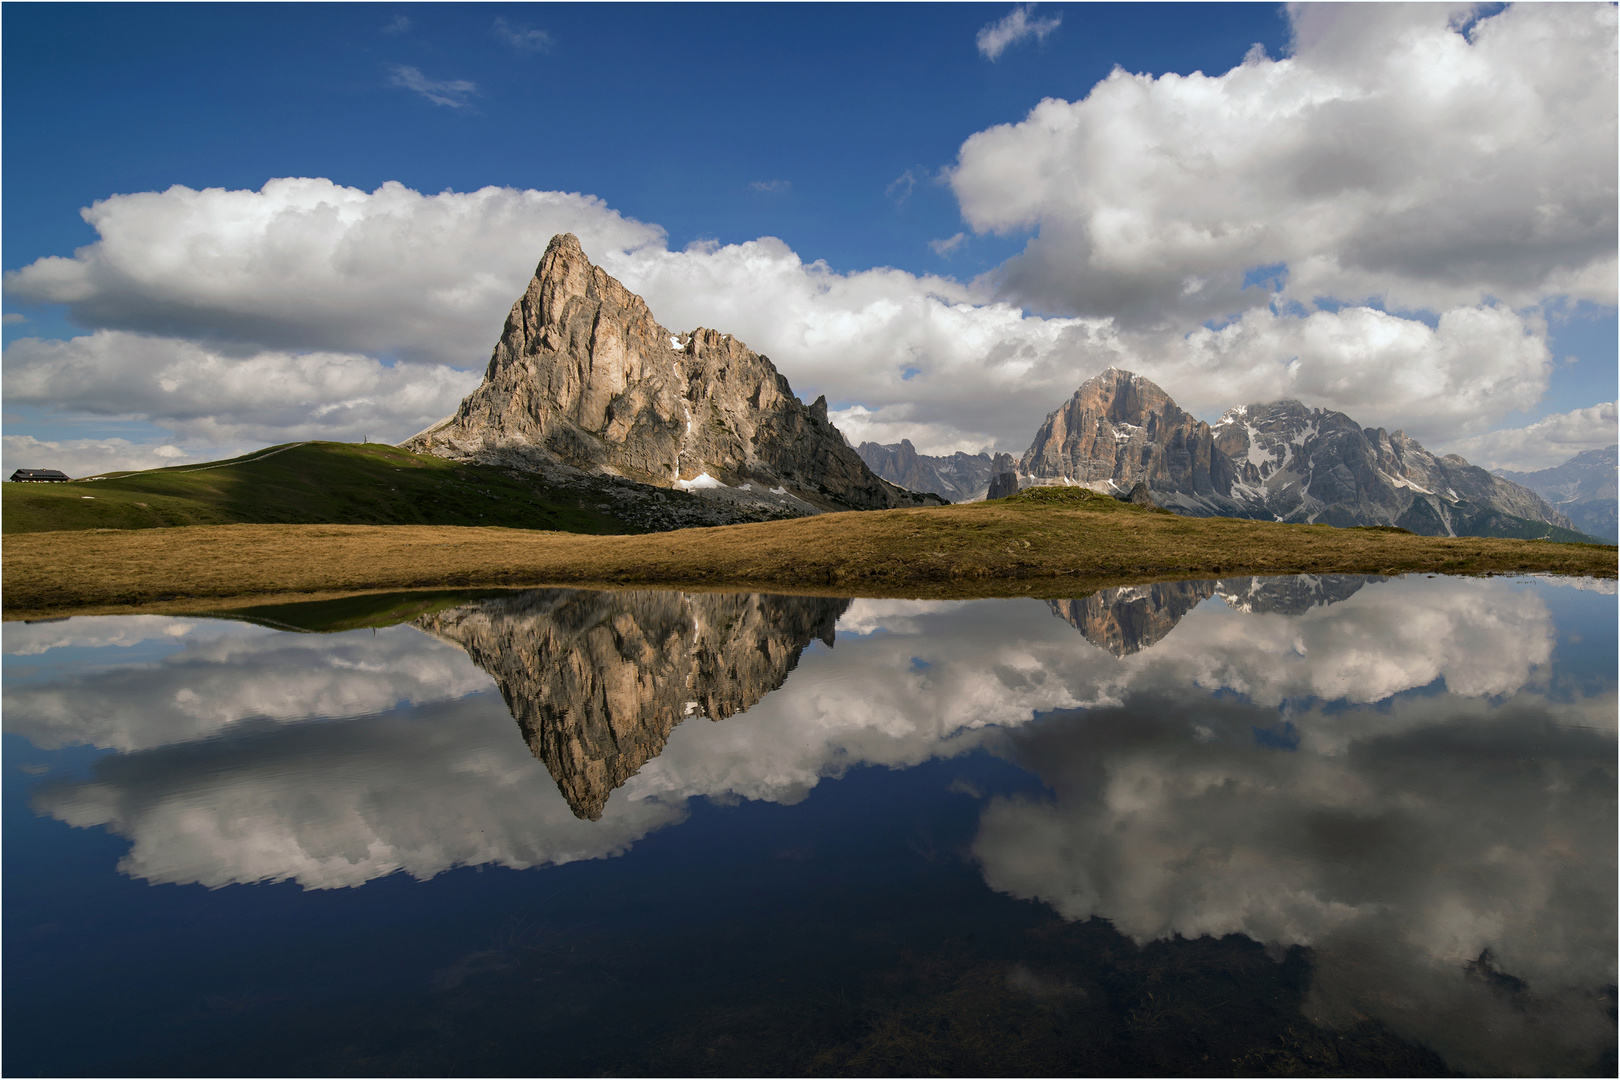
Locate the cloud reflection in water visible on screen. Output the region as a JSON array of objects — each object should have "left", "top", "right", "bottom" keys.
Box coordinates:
[{"left": 4, "top": 574, "right": 1612, "bottom": 1073}]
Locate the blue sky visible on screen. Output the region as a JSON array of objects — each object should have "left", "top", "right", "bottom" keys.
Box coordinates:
[{"left": 3, "top": 2, "right": 1615, "bottom": 475}]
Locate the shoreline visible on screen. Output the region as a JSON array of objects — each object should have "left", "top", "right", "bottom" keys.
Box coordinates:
[{"left": 4, "top": 501, "right": 1614, "bottom": 621}]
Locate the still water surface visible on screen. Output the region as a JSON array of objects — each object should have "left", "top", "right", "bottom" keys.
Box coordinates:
[{"left": 4, "top": 574, "right": 1615, "bottom": 1076}]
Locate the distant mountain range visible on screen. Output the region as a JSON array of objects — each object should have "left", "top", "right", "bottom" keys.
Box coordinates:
[
  {"left": 1494, "top": 445, "right": 1618, "bottom": 542},
  {"left": 401, "top": 238, "right": 1601, "bottom": 544},
  {"left": 860, "top": 368, "right": 1600, "bottom": 543},
  {"left": 853, "top": 441, "right": 1014, "bottom": 503}
]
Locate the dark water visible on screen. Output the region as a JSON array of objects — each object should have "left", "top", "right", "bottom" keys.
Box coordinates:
[{"left": 4, "top": 574, "right": 1615, "bottom": 1077}]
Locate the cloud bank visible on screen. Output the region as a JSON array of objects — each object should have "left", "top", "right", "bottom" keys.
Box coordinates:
[
  {"left": 2, "top": 329, "right": 479, "bottom": 448},
  {"left": 3, "top": 5, "right": 1613, "bottom": 475},
  {"left": 1446, "top": 400, "right": 1619, "bottom": 472},
  {"left": 951, "top": 3, "right": 1616, "bottom": 324}
]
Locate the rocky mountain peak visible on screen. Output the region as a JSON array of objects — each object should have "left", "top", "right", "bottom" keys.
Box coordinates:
[
  {"left": 1070, "top": 367, "right": 1179, "bottom": 424},
  {"left": 854, "top": 439, "right": 1007, "bottom": 502},
  {"left": 1493, "top": 444, "right": 1618, "bottom": 541},
  {"left": 408, "top": 234, "right": 936, "bottom": 515},
  {"left": 1019, "top": 367, "right": 1236, "bottom": 501},
  {"left": 1047, "top": 574, "right": 1391, "bottom": 656},
  {"left": 995, "top": 374, "right": 1578, "bottom": 537}
]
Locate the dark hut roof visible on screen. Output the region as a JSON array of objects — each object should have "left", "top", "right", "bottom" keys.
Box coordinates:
[{"left": 9, "top": 469, "right": 72, "bottom": 482}]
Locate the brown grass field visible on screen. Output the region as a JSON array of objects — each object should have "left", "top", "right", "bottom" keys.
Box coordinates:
[{"left": 4, "top": 488, "right": 1614, "bottom": 620}]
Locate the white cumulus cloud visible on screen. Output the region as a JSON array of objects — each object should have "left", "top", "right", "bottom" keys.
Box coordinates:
[
  {"left": 0, "top": 172, "right": 1586, "bottom": 460},
  {"left": 2, "top": 329, "right": 480, "bottom": 448},
  {"left": 950, "top": 3, "right": 1617, "bottom": 325},
  {"left": 3, "top": 178, "right": 666, "bottom": 368},
  {"left": 0, "top": 434, "right": 195, "bottom": 479}
]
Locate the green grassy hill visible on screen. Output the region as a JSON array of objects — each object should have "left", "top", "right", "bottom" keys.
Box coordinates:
[{"left": 2, "top": 442, "right": 638, "bottom": 535}]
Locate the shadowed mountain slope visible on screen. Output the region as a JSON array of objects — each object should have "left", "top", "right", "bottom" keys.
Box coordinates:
[
  {"left": 855, "top": 440, "right": 1018, "bottom": 502},
  {"left": 1496, "top": 445, "right": 1617, "bottom": 542}
]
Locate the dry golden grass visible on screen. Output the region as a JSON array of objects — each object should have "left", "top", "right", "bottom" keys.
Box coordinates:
[{"left": 3, "top": 491, "right": 1613, "bottom": 619}]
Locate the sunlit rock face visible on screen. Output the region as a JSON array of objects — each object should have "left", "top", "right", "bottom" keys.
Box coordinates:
[
  {"left": 1018, "top": 369, "right": 1242, "bottom": 512},
  {"left": 1008, "top": 368, "right": 1569, "bottom": 536},
  {"left": 1213, "top": 399, "right": 1571, "bottom": 533},
  {"left": 406, "top": 233, "right": 934, "bottom": 514},
  {"left": 417, "top": 590, "right": 849, "bottom": 820}
]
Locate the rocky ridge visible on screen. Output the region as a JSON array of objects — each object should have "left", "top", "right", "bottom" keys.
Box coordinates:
[
  {"left": 416, "top": 589, "right": 848, "bottom": 820},
  {"left": 1211, "top": 399, "right": 1568, "bottom": 535},
  {"left": 1002, "top": 369, "right": 1575, "bottom": 539},
  {"left": 1213, "top": 573, "right": 1385, "bottom": 615},
  {"left": 854, "top": 440, "right": 1017, "bottom": 502},
  {"left": 1495, "top": 445, "right": 1618, "bottom": 542},
  {"left": 407, "top": 234, "right": 940, "bottom": 523}
]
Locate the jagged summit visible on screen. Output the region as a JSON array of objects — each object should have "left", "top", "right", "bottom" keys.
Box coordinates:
[
  {"left": 1018, "top": 368, "right": 1238, "bottom": 505},
  {"left": 990, "top": 368, "right": 1575, "bottom": 537},
  {"left": 407, "top": 233, "right": 935, "bottom": 515},
  {"left": 853, "top": 440, "right": 1012, "bottom": 502}
]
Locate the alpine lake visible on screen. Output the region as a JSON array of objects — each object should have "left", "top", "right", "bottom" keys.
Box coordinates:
[{"left": 5, "top": 573, "right": 1615, "bottom": 1077}]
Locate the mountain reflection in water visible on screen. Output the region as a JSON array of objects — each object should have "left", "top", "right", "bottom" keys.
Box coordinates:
[
  {"left": 1047, "top": 574, "right": 1384, "bottom": 655},
  {"left": 3, "top": 574, "right": 1613, "bottom": 1076},
  {"left": 417, "top": 590, "right": 847, "bottom": 819}
]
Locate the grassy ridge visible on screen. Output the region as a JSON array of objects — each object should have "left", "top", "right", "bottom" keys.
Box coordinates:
[
  {"left": 1, "top": 442, "right": 633, "bottom": 535},
  {"left": 4, "top": 487, "right": 1612, "bottom": 620}
]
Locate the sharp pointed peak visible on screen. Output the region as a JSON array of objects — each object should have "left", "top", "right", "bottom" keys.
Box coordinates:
[{"left": 545, "top": 232, "right": 585, "bottom": 255}]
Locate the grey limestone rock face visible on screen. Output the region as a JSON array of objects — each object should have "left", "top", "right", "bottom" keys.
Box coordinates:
[
  {"left": 1017, "top": 369, "right": 1245, "bottom": 514},
  {"left": 1495, "top": 445, "right": 1618, "bottom": 542},
  {"left": 986, "top": 471, "right": 1020, "bottom": 500},
  {"left": 417, "top": 588, "right": 849, "bottom": 820},
  {"left": 1048, "top": 573, "right": 1390, "bottom": 656},
  {"left": 407, "top": 233, "right": 938, "bottom": 515},
  {"left": 1496, "top": 444, "right": 1619, "bottom": 505},
  {"left": 1214, "top": 573, "right": 1386, "bottom": 615},
  {"left": 1212, "top": 400, "right": 1573, "bottom": 534},
  {"left": 1000, "top": 368, "right": 1570, "bottom": 537},
  {"left": 1119, "top": 481, "right": 1158, "bottom": 508},
  {"left": 1047, "top": 581, "right": 1220, "bottom": 656},
  {"left": 855, "top": 440, "right": 1006, "bottom": 501}
]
